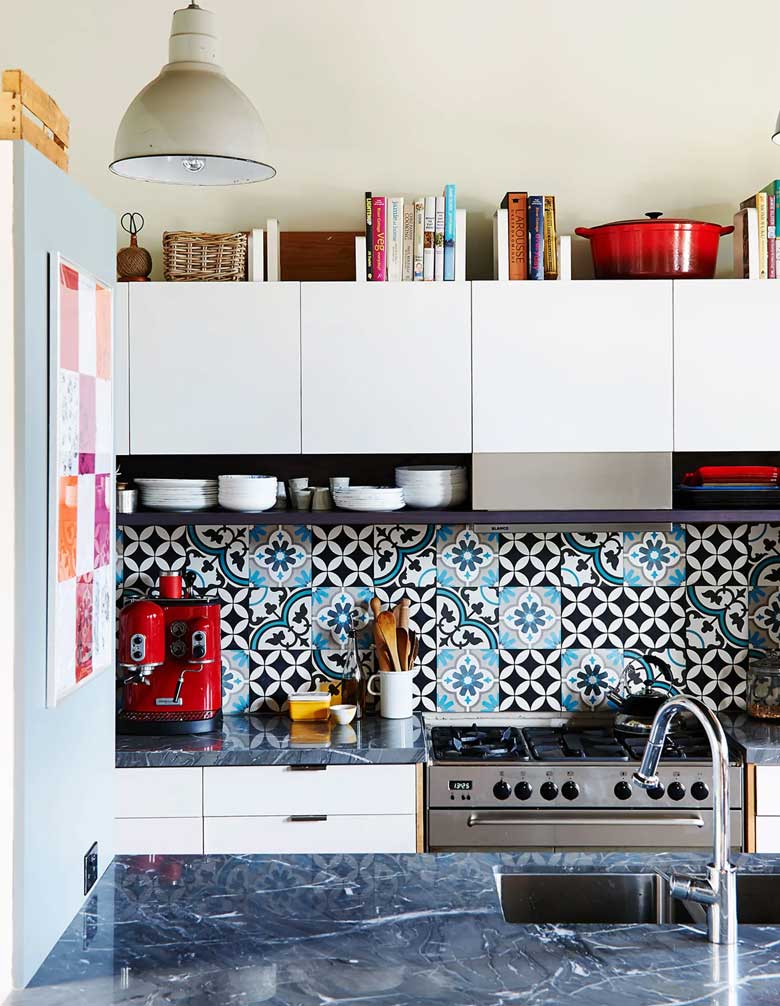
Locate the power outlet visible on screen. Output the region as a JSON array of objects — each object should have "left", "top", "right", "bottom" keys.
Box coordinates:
[{"left": 84, "top": 842, "right": 98, "bottom": 896}]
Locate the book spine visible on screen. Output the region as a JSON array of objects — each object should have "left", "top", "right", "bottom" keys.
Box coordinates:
[
  {"left": 434, "top": 195, "right": 445, "bottom": 281},
  {"left": 372, "top": 197, "right": 387, "bottom": 281},
  {"left": 423, "top": 196, "right": 436, "bottom": 281},
  {"left": 769, "top": 195, "right": 776, "bottom": 279},
  {"left": 493, "top": 208, "right": 509, "bottom": 281},
  {"left": 455, "top": 208, "right": 466, "bottom": 280},
  {"left": 527, "top": 196, "right": 544, "bottom": 280},
  {"left": 505, "top": 192, "right": 527, "bottom": 280},
  {"left": 402, "top": 202, "right": 414, "bottom": 281},
  {"left": 543, "top": 196, "right": 558, "bottom": 280},
  {"left": 413, "top": 199, "right": 425, "bottom": 281},
  {"left": 758, "top": 192, "right": 768, "bottom": 279},
  {"left": 387, "top": 196, "right": 404, "bottom": 281},
  {"left": 365, "top": 191, "right": 373, "bottom": 282},
  {"left": 443, "top": 183, "right": 456, "bottom": 280}
]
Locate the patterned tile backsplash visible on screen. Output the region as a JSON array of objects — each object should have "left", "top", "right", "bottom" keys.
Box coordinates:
[{"left": 117, "top": 522, "right": 780, "bottom": 717}]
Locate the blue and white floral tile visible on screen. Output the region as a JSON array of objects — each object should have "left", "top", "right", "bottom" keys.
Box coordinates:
[
  {"left": 498, "top": 649, "right": 562, "bottom": 711},
  {"left": 685, "top": 524, "right": 749, "bottom": 586},
  {"left": 436, "top": 648, "right": 499, "bottom": 712},
  {"left": 186, "top": 524, "right": 250, "bottom": 590},
  {"left": 248, "top": 586, "right": 311, "bottom": 650},
  {"left": 221, "top": 650, "right": 250, "bottom": 714},
  {"left": 499, "top": 585, "right": 561, "bottom": 649},
  {"left": 248, "top": 648, "right": 313, "bottom": 714},
  {"left": 498, "top": 531, "right": 561, "bottom": 587},
  {"left": 749, "top": 584, "right": 780, "bottom": 652},
  {"left": 621, "top": 586, "right": 686, "bottom": 649},
  {"left": 374, "top": 525, "right": 437, "bottom": 589},
  {"left": 437, "top": 525, "right": 499, "bottom": 588},
  {"left": 437, "top": 586, "right": 499, "bottom": 649},
  {"left": 686, "top": 585, "right": 748, "bottom": 648},
  {"left": 685, "top": 647, "right": 748, "bottom": 711},
  {"left": 216, "top": 586, "right": 251, "bottom": 650},
  {"left": 121, "top": 525, "right": 188, "bottom": 591},
  {"left": 374, "top": 584, "right": 437, "bottom": 652},
  {"left": 748, "top": 524, "right": 780, "bottom": 587},
  {"left": 560, "top": 532, "right": 623, "bottom": 587},
  {"left": 560, "top": 586, "right": 627, "bottom": 648},
  {"left": 623, "top": 526, "right": 685, "bottom": 586},
  {"left": 249, "top": 524, "right": 311, "bottom": 588},
  {"left": 312, "top": 586, "right": 372, "bottom": 650},
  {"left": 311, "top": 525, "right": 374, "bottom": 587},
  {"left": 622, "top": 648, "right": 686, "bottom": 692},
  {"left": 413, "top": 648, "right": 438, "bottom": 711},
  {"left": 561, "top": 648, "right": 622, "bottom": 712}
]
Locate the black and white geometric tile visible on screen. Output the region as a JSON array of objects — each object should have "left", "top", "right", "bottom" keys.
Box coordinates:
[
  {"left": 561, "top": 585, "right": 627, "bottom": 648},
  {"left": 311, "top": 525, "right": 374, "bottom": 587},
  {"left": 621, "top": 586, "right": 686, "bottom": 649},
  {"left": 498, "top": 649, "right": 562, "bottom": 711},
  {"left": 248, "top": 649, "right": 313, "bottom": 714},
  {"left": 686, "top": 524, "right": 749, "bottom": 586},
  {"left": 498, "top": 531, "right": 561, "bottom": 587},
  {"left": 684, "top": 647, "right": 748, "bottom": 711}
]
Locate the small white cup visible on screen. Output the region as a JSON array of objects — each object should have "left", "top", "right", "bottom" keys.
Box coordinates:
[
  {"left": 291, "top": 488, "right": 313, "bottom": 511},
  {"left": 329, "top": 477, "right": 350, "bottom": 492},
  {"left": 311, "top": 487, "right": 333, "bottom": 511},
  {"left": 288, "top": 477, "right": 309, "bottom": 492},
  {"left": 367, "top": 670, "right": 414, "bottom": 719}
]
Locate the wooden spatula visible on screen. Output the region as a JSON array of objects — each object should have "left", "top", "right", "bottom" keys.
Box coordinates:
[
  {"left": 396, "top": 627, "right": 409, "bottom": 671},
  {"left": 370, "top": 596, "right": 391, "bottom": 672},
  {"left": 376, "top": 610, "right": 402, "bottom": 672},
  {"left": 397, "top": 597, "right": 410, "bottom": 631}
]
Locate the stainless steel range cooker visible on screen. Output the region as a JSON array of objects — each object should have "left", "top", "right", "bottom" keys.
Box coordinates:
[{"left": 425, "top": 716, "right": 743, "bottom": 853}]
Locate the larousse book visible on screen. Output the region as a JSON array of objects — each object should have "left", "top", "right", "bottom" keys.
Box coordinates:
[{"left": 500, "top": 192, "right": 527, "bottom": 280}]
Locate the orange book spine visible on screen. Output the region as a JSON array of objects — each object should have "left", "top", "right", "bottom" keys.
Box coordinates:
[{"left": 502, "top": 192, "right": 527, "bottom": 280}]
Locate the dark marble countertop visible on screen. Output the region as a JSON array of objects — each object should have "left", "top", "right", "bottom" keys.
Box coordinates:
[
  {"left": 721, "top": 713, "right": 780, "bottom": 766},
  {"left": 13, "top": 851, "right": 780, "bottom": 1005},
  {"left": 115, "top": 713, "right": 427, "bottom": 767}
]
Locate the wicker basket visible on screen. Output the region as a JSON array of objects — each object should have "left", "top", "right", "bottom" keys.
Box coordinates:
[{"left": 162, "top": 231, "right": 248, "bottom": 282}]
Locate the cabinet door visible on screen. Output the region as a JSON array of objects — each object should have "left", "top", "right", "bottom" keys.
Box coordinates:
[
  {"left": 115, "top": 817, "right": 203, "bottom": 855},
  {"left": 472, "top": 281, "right": 673, "bottom": 453},
  {"left": 128, "top": 283, "right": 301, "bottom": 454},
  {"left": 204, "top": 814, "right": 416, "bottom": 854},
  {"left": 301, "top": 283, "right": 471, "bottom": 453},
  {"left": 115, "top": 767, "right": 202, "bottom": 818},
  {"left": 675, "top": 280, "right": 780, "bottom": 451}
]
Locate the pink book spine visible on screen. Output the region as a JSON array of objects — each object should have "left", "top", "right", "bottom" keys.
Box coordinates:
[
  {"left": 769, "top": 195, "right": 776, "bottom": 279},
  {"left": 372, "top": 197, "right": 387, "bottom": 281}
]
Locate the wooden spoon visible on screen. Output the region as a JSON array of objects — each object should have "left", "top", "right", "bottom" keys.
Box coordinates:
[
  {"left": 376, "top": 611, "right": 401, "bottom": 672},
  {"left": 397, "top": 597, "right": 410, "bottom": 632},
  {"left": 397, "top": 627, "right": 409, "bottom": 671},
  {"left": 371, "top": 596, "right": 391, "bottom": 672}
]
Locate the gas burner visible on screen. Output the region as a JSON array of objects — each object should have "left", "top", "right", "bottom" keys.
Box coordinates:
[
  {"left": 430, "top": 725, "right": 531, "bottom": 762},
  {"left": 523, "top": 726, "right": 630, "bottom": 761}
]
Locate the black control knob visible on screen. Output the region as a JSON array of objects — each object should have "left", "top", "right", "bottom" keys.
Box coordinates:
[
  {"left": 540, "top": 781, "right": 558, "bottom": 801},
  {"left": 561, "top": 781, "right": 580, "bottom": 801},
  {"left": 667, "top": 781, "right": 686, "bottom": 802},
  {"left": 614, "top": 780, "right": 632, "bottom": 801},
  {"left": 493, "top": 779, "right": 511, "bottom": 801},
  {"left": 514, "top": 780, "right": 533, "bottom": 801},
  {"left": 647, "top": 783, "right": 665, "bottom": 800},
  {"left": 691, "top": 781, "right": 709, "bottom": 801}
]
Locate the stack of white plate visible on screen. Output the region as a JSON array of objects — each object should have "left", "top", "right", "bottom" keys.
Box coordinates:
[
  {"left": 136, "top": 478, "right": 218, "bottom": 511},
  {"left": 394, "top": 465, "right": 468, "bottom": 508},
  {"left": 218, "top": 475, "right": 278, "bottom": 512},
  {"left": 332, "top": 485, "right": 405, "bottom": 512}
]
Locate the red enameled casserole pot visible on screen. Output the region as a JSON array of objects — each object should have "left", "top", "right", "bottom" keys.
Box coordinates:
[{"left": 575, "top": 211, "right": 734, "bottom": 279}]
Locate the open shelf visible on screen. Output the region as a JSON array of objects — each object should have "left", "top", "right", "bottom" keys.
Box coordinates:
[{"left": 116, "top": 508, "right": 780, "bottom": 527}]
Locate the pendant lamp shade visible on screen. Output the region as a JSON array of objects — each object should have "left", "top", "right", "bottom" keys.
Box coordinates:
[{"left": 110, "top": 3, "right": 275, "bottom": 185}]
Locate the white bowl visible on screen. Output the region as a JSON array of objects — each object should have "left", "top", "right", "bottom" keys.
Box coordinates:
[{"left": 329, "top": 704, "right": 357, "bottom": 725}]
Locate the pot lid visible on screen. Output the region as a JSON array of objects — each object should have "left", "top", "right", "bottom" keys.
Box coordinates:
[{"left": 586, "top": 211, "right": 724, "bottom": 229}]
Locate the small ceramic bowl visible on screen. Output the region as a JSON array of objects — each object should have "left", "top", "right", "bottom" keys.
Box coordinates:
[{"left": 329, "top": 704, "right": 357, "bottom": 725}]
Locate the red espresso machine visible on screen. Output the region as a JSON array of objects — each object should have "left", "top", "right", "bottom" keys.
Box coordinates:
[{"left": 117, "top": 572, "right": 223, "bottom": 734}]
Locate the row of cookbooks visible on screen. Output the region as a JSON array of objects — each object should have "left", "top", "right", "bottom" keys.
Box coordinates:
[
  {"left": 734, "top": 180, "right": 780, "bottom": 278},
  {"left": 357, "top": 186, "right": 466, "bottom": 281},
  {"left": 493, "top": 192, "right": 571, "bottom": 280}
]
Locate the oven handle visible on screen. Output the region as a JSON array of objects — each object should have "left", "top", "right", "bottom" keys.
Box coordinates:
[{"left": 467, "top": 811, "right": 705, "bottom": 828}]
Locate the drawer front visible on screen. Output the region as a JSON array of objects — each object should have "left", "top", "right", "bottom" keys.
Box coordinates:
[
  {"left": 756, "top": 767, "right": 780, "bottom": 816},
  {"left": 203, "top": 764, "right": 416, "bottom": 817},
  {"left": 204, "top": 814, "right": 416, "bottom": 854},
  {"left": 756, "top": 817, "right": 780, "bottom": 853},
  {"left": 115, "top": 817, "right": 203, "bottom": 855},
  {"left": 115, "top": 767, "right": 203, "bottom": 818}
]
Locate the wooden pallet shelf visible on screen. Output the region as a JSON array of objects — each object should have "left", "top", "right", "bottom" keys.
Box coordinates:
[{"left": 0, "top": 69, "right": 69, "bottom": 171}]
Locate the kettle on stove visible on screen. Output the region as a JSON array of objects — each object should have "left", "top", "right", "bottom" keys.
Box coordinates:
[{"left": 608, "top": 655, "right": 697, "bottom": 738}]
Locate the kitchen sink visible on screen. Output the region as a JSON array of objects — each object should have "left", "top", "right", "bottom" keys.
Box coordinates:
[{"left": 497, "top": 871, "right": 780, "bottom": 926}]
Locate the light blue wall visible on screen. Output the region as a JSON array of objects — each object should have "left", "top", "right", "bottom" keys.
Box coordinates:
[{"left": 13, "top": 143, "right": 115, "bottom": 986}]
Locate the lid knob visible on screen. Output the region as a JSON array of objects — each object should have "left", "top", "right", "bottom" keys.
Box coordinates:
[{"left": 645, "top": 212, "right": 663, "bottom": 220}]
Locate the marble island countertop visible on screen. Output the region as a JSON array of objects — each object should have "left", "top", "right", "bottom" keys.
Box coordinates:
[
  {"left": 12, "top": 851, "right": 780, "bottom": 1006},
  {"left": 115, "top": 712, "right": 427, "bottom": 767},
  {"left": 720, "top": 713, "right": 780, "bottom": 765}
]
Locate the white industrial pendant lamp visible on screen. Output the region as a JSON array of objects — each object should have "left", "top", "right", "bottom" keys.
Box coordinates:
[{"left": 110, "top": 2, "right": 275, "bottom": 184}]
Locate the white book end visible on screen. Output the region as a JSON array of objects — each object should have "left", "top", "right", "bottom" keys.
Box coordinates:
[
  {"left": 248, "top": 228, "right": 265, "bottom": 282},
  {"left": 493, "top": 208, "right": 509, "bottom": 281},
  {"left": 455, "top": 209, "right": 467, "bottom": 281},
  {"left": 266, "top": 218, "right": 281, "bottom": 281},
  {"left": 355, "top": 235, "right": 367, "bottom": 281},
  {"left": 557, "top": 235, "right": 572, "bottom": 280}
]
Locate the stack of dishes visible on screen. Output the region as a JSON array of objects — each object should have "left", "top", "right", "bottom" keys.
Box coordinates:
[
  {"left": 135, "top": 478, "right": 218, "bottom": 511},
  {"left": 218, "top": 475, "right": 278, "bottom": 512},
  {"left": 332, "top": 485, "right": 405, "bottom": 512},
  {"left": 394, "top": 465, "right": 468, "bottom": 508}
]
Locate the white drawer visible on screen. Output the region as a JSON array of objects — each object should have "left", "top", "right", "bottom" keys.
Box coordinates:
[
  {"left": 756, "top": 767, "right": 780, "bottom": 816},
  {"left": 115, "top": 816, "right": 203, "bottom": 855},
  {"left": 203, "top": 764, "right": 416, "bottom": 817},
  {"left": 756, "top": 816, "right": 780, "bottom": 853},
  {"left": 204, "top": 814, "right": 416, "bottom": 854},
  {"left": 115, "top": 767, "right": 203, "bottom": 818}
]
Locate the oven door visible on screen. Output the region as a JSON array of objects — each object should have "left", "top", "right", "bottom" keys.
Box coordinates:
[{"left": 427, "top": 809, "right": 744, "bottom": 852}]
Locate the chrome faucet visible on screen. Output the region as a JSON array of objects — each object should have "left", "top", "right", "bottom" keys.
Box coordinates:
[{"left": 633, "top": 694, "right": 737, "bottom": 945}]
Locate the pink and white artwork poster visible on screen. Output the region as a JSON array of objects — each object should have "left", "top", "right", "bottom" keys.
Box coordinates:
[{"left": 48, "top": 254, "right": 113, "bottom": 705}]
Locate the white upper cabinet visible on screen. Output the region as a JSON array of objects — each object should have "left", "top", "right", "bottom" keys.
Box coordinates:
[
  {"left": 114, "top": 284, "right": 129, "bottom": 455},
  {"left": 675, "top": 281, "right": 780, "bottom": 451},
  {"left": 128, "top": 283, "right": 301, "bottom": 454},
  {"left": 472, "top": 281, "right": 674, "bottom": 453},
  {"left": 301, "top": 283, "right": 472, "bottom": 453}
]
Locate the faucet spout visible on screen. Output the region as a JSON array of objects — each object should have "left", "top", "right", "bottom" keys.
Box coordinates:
[{"left": 632, "top": 694, "right": 737, "bottom": 944}]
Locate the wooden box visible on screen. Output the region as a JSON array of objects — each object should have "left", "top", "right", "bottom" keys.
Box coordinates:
[{"left": 0, "top": 69, "right": 69, "bottom": 172}]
